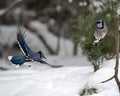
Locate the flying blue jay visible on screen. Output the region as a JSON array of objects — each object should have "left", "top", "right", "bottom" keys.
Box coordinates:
[
  {"left": 93, "top": 19, "right": 108, "bottom": 44},
  {"left": 8, "top": 29, "right": 63, "bottom": 68},
  {"left": 8, "top": 51, "right": 46, "bottom": 66}
]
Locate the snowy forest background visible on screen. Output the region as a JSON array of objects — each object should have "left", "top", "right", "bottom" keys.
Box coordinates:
[{"left": 0, "top": 0, "right": 91, "bottom": 69}]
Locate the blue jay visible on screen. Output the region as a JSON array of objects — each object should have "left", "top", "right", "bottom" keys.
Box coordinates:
[
  {"left": 93, "top": 19, "right": 108, "bottom": 43},
  {"left": 8, "top": 51, "right": 46, "bottom": 66},
  {"left": 8, "top": 29, "right": 63, "bottom": 68}
]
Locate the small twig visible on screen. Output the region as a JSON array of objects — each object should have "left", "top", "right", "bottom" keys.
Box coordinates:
[{"left": 101, "top": 76, "right": 114, "bottom": 83}]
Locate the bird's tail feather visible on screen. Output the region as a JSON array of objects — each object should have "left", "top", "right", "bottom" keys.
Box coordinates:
[{"left": 48, "top": 64, "right": 63, "bottom": 68}]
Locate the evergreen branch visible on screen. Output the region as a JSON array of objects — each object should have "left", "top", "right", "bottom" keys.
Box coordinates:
[{"left": 99, "top": 0, "right": 106, "bottom": 5}]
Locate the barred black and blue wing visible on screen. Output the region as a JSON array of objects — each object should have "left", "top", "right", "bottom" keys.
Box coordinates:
[{"left": 17, "top": 30, "right": 33, "bottom": 57}]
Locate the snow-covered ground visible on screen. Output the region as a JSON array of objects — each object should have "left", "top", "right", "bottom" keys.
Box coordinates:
[
  {"left": 0, "top": 20, "right": 120, "bottom": 96},
  {"left": 0, "top": 58, "right": 120, "bottom": 96}
]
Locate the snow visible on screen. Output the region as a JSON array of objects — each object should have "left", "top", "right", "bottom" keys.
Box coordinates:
[
  {"left": 30, "top": 21, "right": 58, "bottom": 50},
  {"left": 68, "top": 0, "right": 73, "bottom": 3},
  {"left": 0, "top": 59, "right": 13, "bottom": 70},
  {"left": 0, "top": 58, "right": 120, "bottom": 96},
  {"left": 0, "top": 26, "right": 17, "bottom": 47},
  {"left": 0, "top": 9, "right": 5, "bottom": 15},
  {"left": 46, "top": 55, "right": 90, "bottom": 66}
]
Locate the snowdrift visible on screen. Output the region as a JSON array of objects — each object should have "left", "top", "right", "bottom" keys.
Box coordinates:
[{"left": 0, "top": 59, "right": 119, "bottom": 96}]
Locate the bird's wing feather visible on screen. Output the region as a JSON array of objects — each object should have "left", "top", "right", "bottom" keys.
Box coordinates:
[
  {"left": 17, "top": 30, "right": 33, "bottom": 57},
  {"left": 36, "top": 58, "right": 49, "bottom": 65},
  {"left": 36, "top": 59, "right": 63, "bottom": 68}
]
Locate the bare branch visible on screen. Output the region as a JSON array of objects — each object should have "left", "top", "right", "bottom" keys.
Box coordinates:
[
  {"left": 101, "top": 76, "right": 114, "bottom": 83},
  {"left": 0, "top": 0, "right": 23, "bottom": 16}
]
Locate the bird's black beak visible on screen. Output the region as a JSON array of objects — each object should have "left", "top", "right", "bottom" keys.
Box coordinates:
[{"left": 41, "top": 54, "right": 47, "bottom": 59}]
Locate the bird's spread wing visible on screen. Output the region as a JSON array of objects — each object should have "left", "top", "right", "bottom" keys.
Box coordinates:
[{"left": 17, "top": 29, "right": 33, "bottom": 57}]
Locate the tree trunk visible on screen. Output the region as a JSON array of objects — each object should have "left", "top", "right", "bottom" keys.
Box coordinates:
[
  {"left": 114, "top": 15, "right": 120, "bottom": 93},
  {"left": 73, "top": 43, "right": 78, "bottom": 55}
]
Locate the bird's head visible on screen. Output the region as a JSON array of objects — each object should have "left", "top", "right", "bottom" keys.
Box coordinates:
[
  {"left": 38, "top": 51, "right": 46, "bottom": 59},
  {"left": 96, "top": 19, "right": 104, "bottom": 29}
]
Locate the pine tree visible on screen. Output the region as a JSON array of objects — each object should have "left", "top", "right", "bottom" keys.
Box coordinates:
[{"left": 72, "top": 0, "right": 120, "bottom": 72}]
